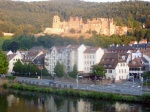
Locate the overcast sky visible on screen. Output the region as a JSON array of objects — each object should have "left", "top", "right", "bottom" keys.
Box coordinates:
[
  {"left": 13, "top": 0, "right": 150, "bottom": 2},
  {"left": 84, "top": 0, "right": 150, "bottom": 2}
]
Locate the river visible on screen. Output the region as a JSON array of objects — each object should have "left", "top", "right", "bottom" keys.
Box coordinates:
[{"left": 0, "top": 87, "right": 150, "bottom": 112}]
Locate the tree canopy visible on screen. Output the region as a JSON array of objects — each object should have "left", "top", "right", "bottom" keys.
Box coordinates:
[
  {"left": 0, "top": 50, "right": 8, "bottom": 74},
  {"left": 0, "top": 0, "right": 150, "bottom": 35},
  {"left": 92, "top": 64, "right": 106, "bottom": 77},
  {"left": 54, "top": 61, "right": 65, "bottom": 77},
  {"left": 13, "top": 61, "right": 50, "bottom": 77},
  {"left": 69, "top": 64, "right": 78, "bottom": 78}
]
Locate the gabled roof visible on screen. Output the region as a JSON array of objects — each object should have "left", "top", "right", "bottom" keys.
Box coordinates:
[
  {"left": 100, "top": 53, "right": 128, "bottom": 69},
  {"left": 8, "top": 54, "right": 17, "bottom": 61},
  {"left": 84, "top": 47, "right": 99, "bottom": 53},
  {"left": 22, "top": 51, "right": 43, "bottom": 62},
  {"left": 128, "top": 58, "right": 143, "bottom": 67}
]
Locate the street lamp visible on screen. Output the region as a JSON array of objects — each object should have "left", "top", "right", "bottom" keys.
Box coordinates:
[
  {"left": 76, "top": 73, "right": 80, "bottom": 89},
  {"left": 132, "top": 74, "right": 135, "bottom": 87},
  {"left": 41, "top": 67, "right": 43, "bottom": 79}
]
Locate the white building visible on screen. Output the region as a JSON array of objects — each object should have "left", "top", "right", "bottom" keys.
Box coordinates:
[
  {"left": 45, "top": 44, "right": 104, "bottom": 74},
  {"left": 83, "top": 47, "right": 104, "bottom": 73},
  {"left": 7, "top": 53, "right": 23, "bottom": 74},
  {"left": 100, "top": 53, "right": 129, "bottom": 81},
  {"left": 45, "top": 46, "right": 66, "bottom": 75}
]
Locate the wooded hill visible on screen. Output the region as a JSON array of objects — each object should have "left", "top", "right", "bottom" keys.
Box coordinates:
[{"left": 0, "top": 0, "right": 150, "bottom": 35}]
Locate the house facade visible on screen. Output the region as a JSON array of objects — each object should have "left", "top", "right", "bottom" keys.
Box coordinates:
[
  {"left": 44, "top": 44, "right": 104, "bottom": 75},
  {"left": 8, "top": 53, "right": 23, "bottom": 74},
  {"left": 100, "top": 53, "right": 129, "bottom": 81}
]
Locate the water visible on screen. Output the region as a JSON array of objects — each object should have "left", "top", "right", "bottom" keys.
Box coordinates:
[{"left": 0, "top": 87, "right": 150, "bottom": 112}]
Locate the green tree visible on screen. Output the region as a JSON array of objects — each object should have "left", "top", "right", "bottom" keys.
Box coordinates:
[
  {"left": 92, "top": 64, "right": 106, "bottom": 77},
  {"left": 13, "top": 60, "right": 23, "bottom": 75},
  {"left": 142, "top": 71, "right": 150, "bottom": 79},
  {"left": 54, "top": 61, "right": 65, "bottom": 77},
  {"left": 69, "top": 64, "right": 78, "bottom": 78},
  {"left": 42, "top": 67, "right": 50, "bottom": 76},
  {"left": 0, "top": 50, "right": 8, "bottom": 74}
]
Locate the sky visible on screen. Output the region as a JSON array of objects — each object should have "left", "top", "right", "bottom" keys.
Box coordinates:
[
  {"left": 84, "top": 0, "right": 150, "bottom": 2},
  {"left": 12, "top": 0, "right": 150, "bottom": 2}
]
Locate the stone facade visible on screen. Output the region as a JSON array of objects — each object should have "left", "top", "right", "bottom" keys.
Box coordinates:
[{"left": 44, "top": 15, "right": 127, "bottom": 36}]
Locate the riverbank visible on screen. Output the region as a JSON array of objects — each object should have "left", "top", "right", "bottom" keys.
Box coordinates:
[{"left": 3, "top": 83, "right": 150, "bottom": 104}]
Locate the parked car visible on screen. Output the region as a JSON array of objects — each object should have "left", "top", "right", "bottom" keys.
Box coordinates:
[{"left": 128, "top": 77, "right": 134, "bottom": 81}]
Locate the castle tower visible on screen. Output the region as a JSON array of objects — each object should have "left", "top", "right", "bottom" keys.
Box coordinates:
[
  {"left": 109, "top": 18, "right": 115, "bottom": 36},
  {"left": 53, "top": 15, "right": 60, "bottom": 28}
]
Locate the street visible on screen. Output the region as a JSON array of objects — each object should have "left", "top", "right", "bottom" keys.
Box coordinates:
[{"left": 17, "top": 77, "right": 150, "bottom": 96}]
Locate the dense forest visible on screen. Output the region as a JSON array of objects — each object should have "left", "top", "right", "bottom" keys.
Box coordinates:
[
  {"left": 0, "top": 0, "right": 150, "bottom": 35},
  {"left": 1, "top": 0, "right": 150, "bottom": 50}
]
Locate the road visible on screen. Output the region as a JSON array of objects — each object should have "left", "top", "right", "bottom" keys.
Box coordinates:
[{"left": 17, "top": 77, "right": 150, "bottom": 96}]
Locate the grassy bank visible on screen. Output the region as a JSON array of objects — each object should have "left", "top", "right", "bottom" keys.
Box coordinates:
[{"left": 3, "top": 83, "right": 150, "bottom": 104}]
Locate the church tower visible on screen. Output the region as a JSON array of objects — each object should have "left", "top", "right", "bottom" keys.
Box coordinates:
[{"left": 53, "top": 15, "right": 60, "bottom": 28}]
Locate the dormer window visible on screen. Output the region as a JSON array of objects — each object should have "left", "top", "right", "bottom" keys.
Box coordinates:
[
  {"left": 132, "top": 61, "right": 136, "bottom": 65},
  {"left": 109, "top": 65, "right": 112, "bottom": 67}
]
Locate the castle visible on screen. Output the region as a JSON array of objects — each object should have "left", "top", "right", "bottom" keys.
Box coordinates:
[{"left": 44, "top": 15, "right": 128, "bottom": 36}]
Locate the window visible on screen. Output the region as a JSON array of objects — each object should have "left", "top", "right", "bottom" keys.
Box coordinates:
[
  {"left": 85, "top": 61, "right": 86, "bottom": 64},
  {"left": 108, "top": 70, "right": 112, "bottom": 73},
  {"left": 93, "top": 55, "right": 94, "bottom": 58},
  {"left": 93, "top": 61, "right": 94, "bottom": 64}
]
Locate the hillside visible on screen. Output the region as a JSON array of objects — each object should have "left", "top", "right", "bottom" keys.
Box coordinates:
[{"left": 0, "top": 0, "right": 150, "bottom": 35}]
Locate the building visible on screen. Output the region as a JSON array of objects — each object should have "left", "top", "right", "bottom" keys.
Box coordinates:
[
  {"left": 7, "top": 53, "right": 23, "bottom": 74},
  {"left": 44, "top": 44, "right": 104, "bottom": 75},
  {"left": 44, "top": 15, "right": 127, "bottom": 36},
  {"left": 100, "top": 53, "right": 129, "bottom": 81},
  {"left": 128, "top": 57, "right": 148, "bottom": 78}
]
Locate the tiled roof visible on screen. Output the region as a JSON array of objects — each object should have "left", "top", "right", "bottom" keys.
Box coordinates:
[
  {"left": 100, "top": 53, "right": 128, "bottom": 69},
  {"left": 84, "top": 47, "right": 99, "bottom": 53},
  {"left": 128, "top": 58, "right": 143, "bottom": 67},
  {"left": 107, "top": 45, "right": 135, "bottom": 53},
  {"left": 22, "top": 51, "right": 42, "bottom": 62},
  {"left": 8, "top": 54, "right": 17, "bottom": 61}
]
